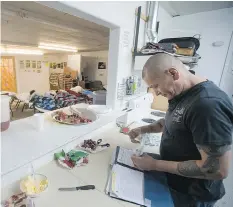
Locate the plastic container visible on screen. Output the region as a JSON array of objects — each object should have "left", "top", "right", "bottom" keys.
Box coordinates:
[
  {"left": 1, "top": 95, "right": 10, "bottom": 132},
  {"left": 33, "top": 113, "right": 44, "bottom": 131},
  {"left": 92, "top": 90, "right": 107, "bottom": 105}
]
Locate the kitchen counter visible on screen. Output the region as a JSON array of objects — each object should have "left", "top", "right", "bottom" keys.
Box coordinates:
[
  {"left": 1, "top": 117, "right": 162, "bottom": 207},
  {"left": 1, "top": 103, "right": 126, "bottom": 187}
]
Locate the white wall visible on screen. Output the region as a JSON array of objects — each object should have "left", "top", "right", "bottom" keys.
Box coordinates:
[
  {"left": 47, "top": 54, "right": 68, "bottom": 74},
  {"left": 3, "top": 54, "right": 70, "bottom": 94},
  {"left": 159, "top": 7, "right": 233, "bottom": 86},
  {"left": 157, "top": 5, "right": 173, "bottom": 25},
  {"left": 219, "top": 32, "right": 233, "bottom": 100}
]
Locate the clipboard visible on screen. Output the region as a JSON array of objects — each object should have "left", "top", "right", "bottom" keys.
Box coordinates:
[{"left": 106, "top": 146, "right": 174, "bottom": 207}]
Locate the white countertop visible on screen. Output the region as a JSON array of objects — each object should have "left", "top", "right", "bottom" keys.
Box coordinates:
[
  {"left": 1, "top": 104, "right": 125, "bottom": 177},
  {"left": 1, "top": 122, "right": 162, "bottom": 207}
]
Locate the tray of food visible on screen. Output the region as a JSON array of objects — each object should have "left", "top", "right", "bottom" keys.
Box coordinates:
[{"left": 51, "top": 107, "right": 98, "bottom": 125}]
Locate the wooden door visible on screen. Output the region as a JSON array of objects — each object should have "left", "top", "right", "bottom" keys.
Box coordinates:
[{"left": 0, "top": 56, "right": 17, "bottom": 92}]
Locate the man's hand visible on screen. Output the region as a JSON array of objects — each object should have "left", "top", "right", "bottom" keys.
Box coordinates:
[
  {"left": 128, "top": 118, "right": 165, "bottom": 143},
  {"left": 131, "top": 154, "right": 156, "bottom": 171},
  {"left": 128, "top": 127, "right": 142, "bottom": 143}
]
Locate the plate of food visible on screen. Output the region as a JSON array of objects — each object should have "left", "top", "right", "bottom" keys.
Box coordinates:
[
  {"left": 78, "top": 139, "right": 110, "bottom": 153},
  {"left": 51, "top": 107, "right": 98, "bottom": 125}
]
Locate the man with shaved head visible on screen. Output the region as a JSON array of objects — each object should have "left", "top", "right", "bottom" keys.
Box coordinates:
[{"left": 129, "top": 53, "right": 233, "bottom": 206}]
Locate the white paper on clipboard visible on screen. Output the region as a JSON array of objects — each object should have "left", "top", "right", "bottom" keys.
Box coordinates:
[
  {"left": 116, "top": 147, "right": 136, "bottom": 168},
  {"left": 111, "top": 164, "right": 145, "bottom": 206}
]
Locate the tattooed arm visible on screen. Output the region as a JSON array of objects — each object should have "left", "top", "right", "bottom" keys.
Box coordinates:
[
  {"left": 176, "top": 145, "right": 231, "bottom": 179},
  {"left": 149, "top": 144, "right": 232, "bottom": 180},
  {"left": 146, "top": 118, "right": 165, "bottom": 133},
  {"left": 139, "top": 118, "right": 165, "bottom": 134}
]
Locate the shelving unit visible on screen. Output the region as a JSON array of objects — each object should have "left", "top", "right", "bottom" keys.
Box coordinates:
[{"left": 132, "top": 6, "right": 201, "bottom": 71}]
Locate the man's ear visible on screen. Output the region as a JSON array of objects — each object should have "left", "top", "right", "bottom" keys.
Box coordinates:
[{"left": 167, "top": 68, "right": 179, "bottom": 80}]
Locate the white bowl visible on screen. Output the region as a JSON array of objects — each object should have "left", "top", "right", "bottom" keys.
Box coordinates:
[{"left": 20, "top": 173, "right": 48, "bottom": 198}]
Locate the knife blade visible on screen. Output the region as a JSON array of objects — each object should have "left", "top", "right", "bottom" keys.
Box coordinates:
[{"left": 58, "top": 185, "right": 95, "bottom": 191}]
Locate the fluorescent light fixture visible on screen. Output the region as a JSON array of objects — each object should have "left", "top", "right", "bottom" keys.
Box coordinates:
[
  {"left": 38, "top": 46, "right": 77, "bottom": 52},
  {"left": 0, "top": 48, "right": 44, "bottom": 55},
  {"left": 38, "top": 43, "right": 78, "bottom": 52}
]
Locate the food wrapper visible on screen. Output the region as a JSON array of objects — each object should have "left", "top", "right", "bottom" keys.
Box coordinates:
[{"left": 54, "top": 149, "right": 89, "bottom": 169}]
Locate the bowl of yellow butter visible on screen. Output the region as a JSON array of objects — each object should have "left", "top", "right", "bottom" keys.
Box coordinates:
[{"left": 20, "top": 174, "right": 48, "bottom": 197}]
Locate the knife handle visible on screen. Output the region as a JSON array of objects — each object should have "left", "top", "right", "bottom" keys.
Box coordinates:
[{"left": 77, "top": 185, "right": 95, "bottom": 190}]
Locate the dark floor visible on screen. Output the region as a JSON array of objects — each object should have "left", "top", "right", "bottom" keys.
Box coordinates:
[{"left": 10, "top": 102, "right": 35, "bottom": 121}]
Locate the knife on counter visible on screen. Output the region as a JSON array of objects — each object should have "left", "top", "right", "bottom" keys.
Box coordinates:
[{"left": 58, "top": 185, "right": 95, "bottom": 191}]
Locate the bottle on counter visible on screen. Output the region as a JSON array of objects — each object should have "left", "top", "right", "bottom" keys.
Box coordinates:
[
  {"left": 126, "top": 76, "right": 133, "bottom": 95},
  {"left": 132, "top": 76, "right": 137, "bottom": 94}
]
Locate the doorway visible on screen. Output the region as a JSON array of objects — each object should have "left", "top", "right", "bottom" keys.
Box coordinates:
[{"left": 0, "top": 56, "right": 17, "bottom": 92}]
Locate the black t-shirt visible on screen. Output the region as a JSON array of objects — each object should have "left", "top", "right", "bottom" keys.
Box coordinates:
[{"left": 160, "top": 80, "right": 233, "bottom": 201}]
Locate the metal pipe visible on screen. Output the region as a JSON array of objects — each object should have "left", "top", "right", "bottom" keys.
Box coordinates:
[
  {"left": 134, "top": 6, "right": 142, "bottom": 56},
  {"left": 143, "top": 1, "right": 151, "bottom": 45},
  {"left": 146, "top": 1, "right": 159, "bottom": 43}
]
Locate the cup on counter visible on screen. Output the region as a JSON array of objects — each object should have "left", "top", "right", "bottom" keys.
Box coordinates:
[{"left": 33, "top": 113, "right": 44, "bottom": 131}]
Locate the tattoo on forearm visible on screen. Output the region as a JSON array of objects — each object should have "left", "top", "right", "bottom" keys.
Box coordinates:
[
  {"left": 177, "top": 160, "right": 205, "bottom": 177},
  {"left": 202, "top": 156, "right": 220, "bottom": 174},
  {"left": 196, "top": 145, "right": 231, "bottom": 156},
  {"left": 177, "top": 144, "right": 231, "bottom": 178}
]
